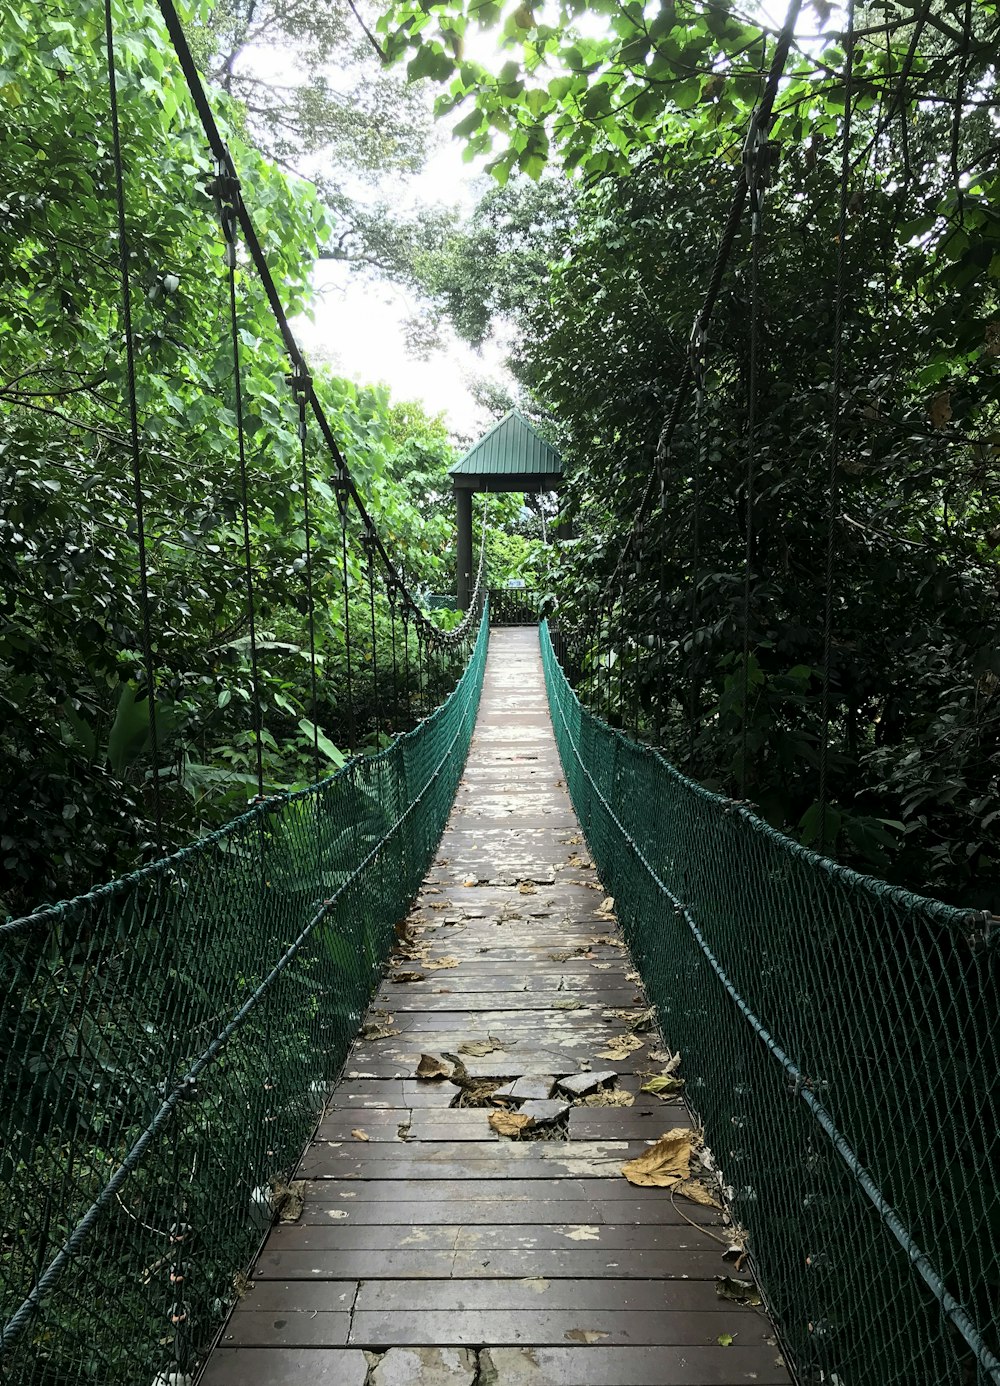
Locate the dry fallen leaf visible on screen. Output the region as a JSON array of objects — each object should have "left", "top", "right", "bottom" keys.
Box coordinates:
[
  {"left": 415, "top": 1053, "right": 452, "bottom": 1081},
  {"left": 489, "top": 1110, "right": 535, "bottom": 1138},
  {"left": 351, "top": 1129, "right": 370, "bottom": 1142},
  {"left": 564, "top": 1328, "right": 610, "bottom": 1343},
  {"left": 675, "top": 1179, "right": 722, "bottom": 1208},
  {"left": 518, "top": 881, "right": 537, "bottom": 895},
  {"left": 581, "top": 1089, "right": 635, "bottom": 1107},
  {"left": 641, "top": 1074, "right": 686, "bottom": 1099},
  {"left": 273, "top": 1179, "right": 305, "bottom": 1223},
  {"left": 596, "top": 1033, "right": 646, "bottom": 1061},
  {"left": 424, "top": 955, "right": 459, "bottom": 971},
  {"left": 459, "top": 1039, "right": 502, "bottom": 1057},
  {"left": 392, "top": 971, "right": 426, "bottom": 983},
  {"left": 360, "top": 1012, "right": 399, "bottom": 1041},
  {"left": 621, "top": 1129, "right": 695, "bottom": 1188},
  {"left": 716, "top": 1276, "right": 762, "bottom": 1306}
]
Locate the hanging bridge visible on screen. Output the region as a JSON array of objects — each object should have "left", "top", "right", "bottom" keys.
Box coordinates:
[{"left": 2, "top": 1, "right": 999, "bottom": 1385}]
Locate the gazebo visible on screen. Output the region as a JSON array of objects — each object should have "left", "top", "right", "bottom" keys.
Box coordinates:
[{"left": 448, "top": 409, "right": 564, "bottom": 609}]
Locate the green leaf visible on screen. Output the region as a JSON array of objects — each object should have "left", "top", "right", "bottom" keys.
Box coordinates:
[{"left": 298, "top": 719, "right": 346, "bottom": 768}]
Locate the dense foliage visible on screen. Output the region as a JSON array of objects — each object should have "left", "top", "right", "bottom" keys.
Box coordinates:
[
  {"left": 384, "top": 0, "right": 1000, "bottom": 904},
  {"left": 0, "top": 0, "right": 472, "bottom": 918}
]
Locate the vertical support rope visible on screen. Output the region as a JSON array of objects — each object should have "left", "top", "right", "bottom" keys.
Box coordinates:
[
  {"left": 389, "top": 585, "right": 400, "bottom": 731},
  {"left": 688, "top": 324, "right": 707, "bottom": 769},
  {"left": 337, "top": 484, "right": 355, "bottom": 755},
  {"left": 818, "top": 1, "right": 856, "bottom": 842},
  {"left": 740, "top": 118, "right": 771, "bottom": 798},
  {"left": 367, "top": 532, "right": 380, "bottom": 746},
  {"left": 402, "top": 596, "right": 412, "bottom": 722},
  {"left": 104, "top": 0, "right": 163, "bottom": 852},
  {"left": 293, "top": 368, "right": 320, "bottom": 786},
  {"left": 218, "top": 168, "right": 265, "bottom": 799}
]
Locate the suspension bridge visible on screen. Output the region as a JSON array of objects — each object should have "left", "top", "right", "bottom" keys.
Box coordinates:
[{"left": 2, "top": 0, "right": 998, "bottom": 1384}]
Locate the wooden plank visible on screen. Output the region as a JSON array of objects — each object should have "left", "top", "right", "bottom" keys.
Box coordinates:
[
  {"left": 299, "top": 1177, "right": 686, "bottom": 1202},
  {"left": 222, "top": 1312, "right": 351, "bottom": 1348},
  {"left": 478, "top": 1347, "right": 790, "bottom": 1384},
  {"left": 253, "top": 1248, "right": 728, "bottom": 1280},
  {"left": 346, "top": 1310, "right": 778, "bottom": 1348},
  {"left": 198, "top": 627, "right": 790, "bottom": 1386},
  {"left": 353, "top": 1279, "right": 748, "bottom": 1314},
  {"left": 296, "top": 1198, "right": 707, "bottom": 1226},
  {"left": 199, "top": 1348, "right": 368, "bottom": 1385},
  {"left": 265, "top": 1223, "right": 723, "bottom": 1252}
]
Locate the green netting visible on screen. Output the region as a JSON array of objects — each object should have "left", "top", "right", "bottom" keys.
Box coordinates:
[
  {"left": 0, "top": 609, "right": 488, "bottom": 1386},
  {"left": 540, "top": 621, "right": 1000, "bottom": 1386}
]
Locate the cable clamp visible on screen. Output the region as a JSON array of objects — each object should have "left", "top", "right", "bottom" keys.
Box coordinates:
[
  {"left": 689, "top": 318, "right": 708, "bottom": 401},
  {"left": 742, "top": 116, "right": 780, "bottom": 234},
  {"left": 966, "top": 910, "right": 1000, "bottom": 951},
  {"left": 207, "top": 154, "right": 241, "bottom": 261}
]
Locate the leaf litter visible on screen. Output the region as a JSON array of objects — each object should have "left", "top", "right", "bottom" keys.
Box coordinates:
[
  {"left": 415, "top": 1054, "right": 452, "bottom": 1081},
  {"left": 596, "top": 1033, "right": 645, "bottom": 1060},
  {"left": 621, "top": 1129, "right": 723, "bottom": 1208},
  {"left": 489, "top": 1110, "right": 535, "bottom": 1138}
]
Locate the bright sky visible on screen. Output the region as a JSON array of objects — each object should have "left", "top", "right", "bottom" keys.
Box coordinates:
[
  {"left": 292, "top": 123, "right": 512, "bottom": 444},
  {"left": 289, "top": 0, "right": 811, "bottom": 441}
]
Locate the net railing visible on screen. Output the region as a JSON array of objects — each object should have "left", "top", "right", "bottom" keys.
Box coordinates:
[
  {"left": 0, "top": 607, "right": 488, "bottom": 1386},
  {"left": 540, "top": 620, "right": 1000, "bottom": 1386}
]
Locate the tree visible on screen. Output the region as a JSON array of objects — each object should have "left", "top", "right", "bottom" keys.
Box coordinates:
[
  {"left": 0, "top": 0, "right": 466, "bottom": 917},
  {"left": 376, "top": 0, "right": 1000, "bottom": 900}
]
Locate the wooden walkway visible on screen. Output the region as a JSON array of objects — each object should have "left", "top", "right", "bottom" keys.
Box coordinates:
[{"left": 201, "top": 627, "right": 791, "bottom": 1386}]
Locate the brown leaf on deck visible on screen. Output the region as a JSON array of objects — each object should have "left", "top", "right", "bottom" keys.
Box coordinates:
[{"left": 621, "top": 1130, "right": 695, "bottom": 1188}]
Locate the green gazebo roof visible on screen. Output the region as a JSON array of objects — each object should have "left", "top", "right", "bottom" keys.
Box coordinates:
[{"left": 449, "top": 409, "right": 562, "bottom": 479}]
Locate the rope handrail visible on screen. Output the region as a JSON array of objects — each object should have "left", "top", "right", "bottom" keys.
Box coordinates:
[
  {"left": 154, "top": 0, "right": 480, "bottom": 650},
  {"left": 540, "top": 619, "right": 1000, "bottom": 1385},
  {"left": 0, "top": 609, "right": 490, "bottom": 1381}
]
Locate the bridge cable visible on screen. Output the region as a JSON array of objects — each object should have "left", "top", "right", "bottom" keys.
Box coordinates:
[
  {"left": 597, "top": 0, "right": 805, "bottom": 616},
  {"left": 217, "top": 166, "right": 265, "bottom": 798},
  {"left": 336, "top": 487, "right": 356, "bottom": 755},
  {"left": 739, "top": 122, "right": 765, "bottom": 797},
  {"left": 155, "top": 0, "right": 478, "bottom": 652},
  {"left": 687, "top": 325, "right": 707, "bottom": 766},
  {"left": 366, "top": 532, "right": 381, "bottom": 746},
  {"left": 104, "top": 0, "right": 164, "bottom": 852},
  {"left": 818, "top": 0, "right": 856, "bottom": 843},
  {"left": 292, "top": 367, "right": 321, "bottom": 786}
]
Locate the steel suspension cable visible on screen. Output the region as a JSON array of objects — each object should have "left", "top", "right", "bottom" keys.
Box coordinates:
[
  {"left": 337, "top": 488, "right": 356, "bottom": 755},
  {"left": 597, "top": 0, "right": 805, "bottom": 614},
  {"left": 154, "top": 0, "right": 475, "bottom": 652},
  {"left": 740, "top": 119, "right": 769, "bottom": 798},
  {"left": 217, "top": 170, "right": 265, "bottom": 798},
  {"left": 293, "top": 368, "right": 321, "bottom": 786},
  {"left": 818, "top": 0, "right": 856, "bottom": 842},
  {"left": 104, "top": 0, "right": 163, "bottom": 853},
  {"left": 366, "top": 532, "right": 380, "bottom": 746}
]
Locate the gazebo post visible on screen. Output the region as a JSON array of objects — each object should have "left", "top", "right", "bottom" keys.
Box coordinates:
[
  {"left": 448, "top": 411, "right": 563, "bottom": 614},
  {"left": 456, "top": 483, "right": 474, "bottom": 611}
]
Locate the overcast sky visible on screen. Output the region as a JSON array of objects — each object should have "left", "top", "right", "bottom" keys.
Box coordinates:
[{"left": 291, "top": 44, "right": 514, "bottom": 443}]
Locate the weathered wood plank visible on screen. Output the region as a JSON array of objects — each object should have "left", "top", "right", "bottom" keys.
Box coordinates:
[{"left": 198, "top": 628, "right": 788, "bottom": 1386}]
